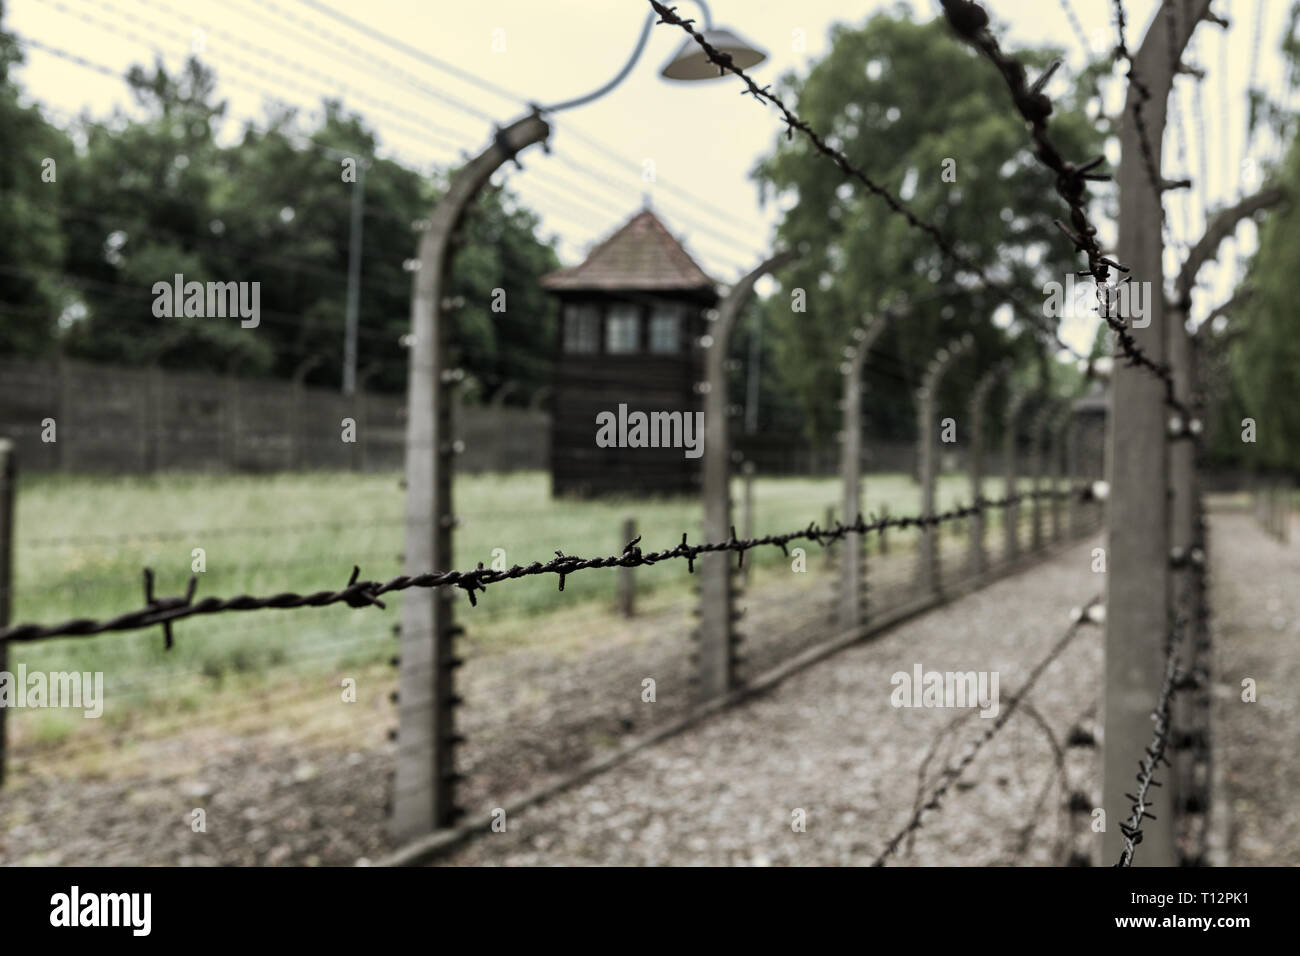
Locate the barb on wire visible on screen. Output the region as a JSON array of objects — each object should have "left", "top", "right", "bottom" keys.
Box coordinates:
[
  {"left": 872, "top": 594, "right": 1103, "bottom": 866},
  {"left": 645, "top": 0, "right": 1083, "bottom": 359},
  {"left": 940, "top": 0, "right": 1191, "bottom": 418},
  {"left": 0, "top": 487, "right": 1091, "bottom": 645}
]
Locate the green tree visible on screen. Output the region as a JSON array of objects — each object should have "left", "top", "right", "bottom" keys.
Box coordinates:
[
  {"left": 1214, "top": 2, "right": 1299, "bottom": 472},
  {"left": 1228, "top": 142, "right": 1300, "bottom": 470},
  {"left": 0, "top": 1, "right": 75, "bottom": 357},
  {"left": 57, "top": 57, "right": 258, "bottom": 369},
  {"left": 750, "top": 6, "right": 1104, "bottom": 442},
  {"left": 26, "top": 48, "right": 559, "bottom": 401}
]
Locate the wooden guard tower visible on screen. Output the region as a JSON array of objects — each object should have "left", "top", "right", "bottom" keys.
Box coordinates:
[{"left": 542, "top": 209, "right": 718, "bottom": 497}]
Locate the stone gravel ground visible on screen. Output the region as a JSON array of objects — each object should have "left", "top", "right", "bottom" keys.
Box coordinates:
[
  {"left": 438, "top": 532, "right": 1109, "bottom": 866},
  {"left": 1208, "top": 509, "right": 1300, "bottom": 865}
]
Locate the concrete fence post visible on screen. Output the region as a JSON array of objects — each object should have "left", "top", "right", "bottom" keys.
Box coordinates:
[
  {"left": 147, "top": 365, "right": 165, "bottom": 473},
  {"left": 393, "top": 112, "right": 550, "bottom": 842},
  {"left": 618, "top": 516, "right": 636, "bottom": 618},
  {"left": 917, "top": 334, "right": 975, "bottom": 595},
  {"left": 1064, "top": 411, "right": 1080, "bottom": 539},
  {"left": 1030, "top": 402, "right": 1057, "bottom": 552},
  {"left": 968, "top": 359, "right": 1010, "bottom": 578},
  {"left": 1050, "top": 408, "right": 1069, "bottom": 542},
  {"left": 698, "top": 248, "right": 798, "bottom": 703},
  {"left": 1273, "top": 481, "right": 1289, "bottom": 543},
  {"left": 290, "top": 355, "right": 324, "bottom": 471},
  {"left": 225, "top": 378, "right": 241, "bottom": 472},
  {"left": 838, "top": 314, "right": 890, "bottom": 630},
  {"left": 740, "top": 462, "right": 755, "bottom": 587},
  {"left": 1003, "top": 389, "right": 1033, "bottom": 565},
  {"left": 1104, "top": 0, "right": 1215, "bottom": 868}
]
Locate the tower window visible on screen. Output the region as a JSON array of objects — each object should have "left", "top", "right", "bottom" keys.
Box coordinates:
[
  {"left": 563, "top": 304, "right": 600, "bottom": 353},
  {"left": 649, "top": 305, "right": 683, "bottom": 354},
  {"left": 606, "top": 304, "right": 640, "bottom": 354}
]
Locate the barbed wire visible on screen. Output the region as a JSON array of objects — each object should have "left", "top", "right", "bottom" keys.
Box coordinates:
[
  {"left": 1113, "top": 0, "right": 1182, "bottom": 214},
  {"left": 940, "top": 0, "right": 1192, "bottom": 418},
  {"left": 1007, "top": 697, "right": 1074, "bottom": 864},
  {"left": 227, "top": 0, "right": 768, "bottom": 258},
  {"left": 1115, "top": 611, "right": 1186, "bottom": 866},
  {"left": 0, "top": 486, "right": 1091, "bottom": 646},
  {"left": 871, "top": 594, "right": 1103, "bottom": 866}
]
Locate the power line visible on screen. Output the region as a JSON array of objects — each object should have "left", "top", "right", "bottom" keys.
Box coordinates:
[{"left": 249, "top": 0, "right": 770, "bottom": 258}]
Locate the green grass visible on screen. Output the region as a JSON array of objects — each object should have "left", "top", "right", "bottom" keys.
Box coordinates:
[{"left": 9, "top": 468, "right": 999, "bottom": 722}]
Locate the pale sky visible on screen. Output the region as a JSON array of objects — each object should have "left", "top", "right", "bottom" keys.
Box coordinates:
[{"left": 7, "top": 0, "right": 1297, "bottom": 354}]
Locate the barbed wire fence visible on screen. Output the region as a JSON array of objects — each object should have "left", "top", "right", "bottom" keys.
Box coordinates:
[{"left": 0, "top": 0, "right": 1279, "bottom": 866}]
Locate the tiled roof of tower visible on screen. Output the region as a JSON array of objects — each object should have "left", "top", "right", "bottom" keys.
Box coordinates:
[{"left": 541, "top": 209, "right": 717, "bottom": 292}]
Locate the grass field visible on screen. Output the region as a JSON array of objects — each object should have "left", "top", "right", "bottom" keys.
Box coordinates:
[{"left": 7, "top": 468, "right": 1000, "bottom": 740}]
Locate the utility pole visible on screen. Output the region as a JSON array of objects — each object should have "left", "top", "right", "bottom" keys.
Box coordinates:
[{"left": 342, "top": 159, "right": 369, "bottom": 397}]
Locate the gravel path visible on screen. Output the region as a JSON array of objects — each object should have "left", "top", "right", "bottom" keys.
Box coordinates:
[
  {"left": 438, "top": 532, "right": 1107, "bottom": 866},
  {"left": 1208, "top": 510, "right": 1300, "bottom": 865}
]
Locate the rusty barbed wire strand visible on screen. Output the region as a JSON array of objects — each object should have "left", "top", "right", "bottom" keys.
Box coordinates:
[
  {"left": 1115, "top": 612, "right": 1186, "bottom": 866},
  {"left": 1165, "top": 2, "right": 1201, "bottom": 255},
  {"left": 1113, "top": 0, "right": 1181, "bottom": 216},
  {"left": 939, "top": 0, "right": 1192, "bottom": 418},
  {"left": 645, "top": 1, "right": 1085, "bottom": 360},
  {"left": 904, "top": 707, "right": 978, "bottom": 858},
  {"left": 871, "top": 594, "right": 1103, "bottom": 866},
  {"left": 1116, "top": 482, "right": 1207, "bottom": 866},
  {"left": 1007, "top": 697, "right": 1074, "bottom": 864},
  {"left": 0, "top": 486, "right": 1092, "bottom": 645}
]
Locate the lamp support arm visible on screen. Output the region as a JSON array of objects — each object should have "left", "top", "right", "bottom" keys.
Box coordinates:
[{"left": 539, "top": 1, "right": 713, "bottom": 113}]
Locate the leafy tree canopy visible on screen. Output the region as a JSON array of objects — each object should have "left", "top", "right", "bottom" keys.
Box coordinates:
[
  {"left": 750, "top": 6, "right": 1104, "bottom": 442},
  {"left": 0, "top": 33, "right": 559, "bottom": 404}
]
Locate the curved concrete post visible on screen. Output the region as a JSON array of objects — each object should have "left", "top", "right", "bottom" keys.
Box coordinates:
[
  {"left": 1049, "top": 405, "right": 1072, "bottom": 542},
  {"left": 1059, "top": 408, "right": 1079, "bottom": 538},
  {"left": 698, "top": 247, "right": 798, "bottom": 702},
  {"left": 838, "top": 314, "right": 892, "bottom": 630},
  {"left": 916, "top": 333, "right": 975, "bottom": 594},
  {"left": 394, "top": 112, "right": 550, "bottom": 841},
  {"left": 1163, "top": 190, "right": 1284, "bottom": 842},
  {"left": 968, "top": 359, "right": 1011, "bottom": 577},
  {"left": 1003, "top": 389, "right": 1035, "bottom": 564},
  {"left": 1030, "top": 400, "right": 1060, "bottom": 551}
]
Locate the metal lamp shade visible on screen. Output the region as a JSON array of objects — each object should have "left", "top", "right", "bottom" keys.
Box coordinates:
[{"left": 660, "top": 28, "right": 767, "bottom": 80}]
